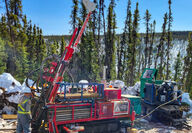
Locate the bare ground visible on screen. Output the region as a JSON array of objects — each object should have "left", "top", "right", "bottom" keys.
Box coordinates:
[
  {"left": 135, "top": 119, "right": 192, "bottom": 133},
  {"left": 0, "top": 117, "right": 191, "bottom": 133}
]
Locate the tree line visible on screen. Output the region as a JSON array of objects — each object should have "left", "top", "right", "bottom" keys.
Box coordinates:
[
  {"left": 0, "top": 0, "right": 192, "bottom": 97},
  {"left": 68, "top": 0, "right": 192, "bottom": 96}
]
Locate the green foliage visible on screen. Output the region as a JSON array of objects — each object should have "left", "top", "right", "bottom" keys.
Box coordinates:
[
  {"left": 71, "top": 0, "right": 79, "bottom": 31},
  {"left": 0, "top": 16, "right": 9, "bottom": 39},
  {"left": 33, "top": 26, "right": 47, "bottom": 67},
  {"left": 26, "top": 21, "right": 35, "bottom": 70},
  {"left": 50, "top": 42, "right": 57, "bottom": 55},
  {"left": 0, "top": 0, "right": 47, "bottom": 82},
  {"left": 74, "top": 1, "right": 101, "bottom": 82},
  {"left": 156, "top": 13, "right": 168, "bottom": 79},
  {"left": 166, "top": 0, "right": 173, "bottom": 80},
  {"left": 174, "top": 51, "right": 182, "bottom": 81},
  {"left": 105, "top": 0, "right": 117, "bottom": 80},
  {"left": 60, "top": 36, "right": 66, "bottom": 56},
  {"left": 185, "top": 32, "right": 192, "bottom": 95},
  {"left": 0, "top": 38, "right": 7, "bottom": 74},
  {"left": 118, "top": 0, "right": 131, "bottom": 81},
  {"left": 38, "top": 29, "right": 46, "bottom": 64},
  {"left": 117, "top": 36, "right": 123, "bottom": 79},
  {"left": 126, "top": 2, "right": 140, "bottom": 86},
  {"left": 148, "top": 20, "right": 156, "bottom": 67},
  {"left": 87, "top": 30, "right": 100, "bottom": 81},
  {"left": 144, "top": 9, "right": 151, "bottom": 68},
  {"left": 0, "top": 0, "right": 191, "bottom": 87}
]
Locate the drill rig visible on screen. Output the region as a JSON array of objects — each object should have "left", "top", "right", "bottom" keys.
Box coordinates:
[{"left": 26, "top": 0, "right": 135, "bottom": 132}]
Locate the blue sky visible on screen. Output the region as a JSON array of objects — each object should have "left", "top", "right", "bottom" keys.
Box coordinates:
[{"left": 2, "top": 0, "right": 192, "bottom": 35}]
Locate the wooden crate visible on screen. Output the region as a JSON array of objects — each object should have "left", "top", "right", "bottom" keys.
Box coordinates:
[{"left": 2, "top": 114, "right": 17, "bottom": 119}]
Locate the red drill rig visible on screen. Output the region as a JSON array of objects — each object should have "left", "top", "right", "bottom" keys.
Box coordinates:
[{"left": 26, "top": 0, "right": 135, "bottom": 132}]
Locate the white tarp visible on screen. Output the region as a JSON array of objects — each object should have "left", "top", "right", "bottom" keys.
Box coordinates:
[
  {"left": 110, "top": 80, "right": 125, "bottom": 88},
  {"left": 6, "top": 93, "right": 23, "bottom": 104},
  {"left": 0, "top": 118, "right": 16, "bottom": 129},
  {"left": 7, "top": 78, "right": 36, "bottom": 104},
  {"left": 122, "top": 82, "right": 140, "bottom": 96},
  {"left": 2, "top": 105, "right": 16, "bottom": 114},
  {"left": 0, "top": 73, "right": 22, "bottom": 94},
  {"left": 0, "top": 73, "right": 35, "bottom": 103},
  {"left": 182, "top": 93, "right": 192, "bottom": 114}
]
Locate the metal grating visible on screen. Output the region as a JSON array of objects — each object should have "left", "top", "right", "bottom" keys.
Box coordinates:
[{"left": 48, "top": 105, "right": 94, "bottom": 122}]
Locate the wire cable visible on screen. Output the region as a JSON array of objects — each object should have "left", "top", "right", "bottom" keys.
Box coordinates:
[{"left": 133, "top": 92, "right": 183, "bottom": 122}]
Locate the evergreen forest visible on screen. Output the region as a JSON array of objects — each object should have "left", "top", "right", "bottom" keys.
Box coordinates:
[{"left": 0, "top": 0, "right": 192, "bottom": 97}]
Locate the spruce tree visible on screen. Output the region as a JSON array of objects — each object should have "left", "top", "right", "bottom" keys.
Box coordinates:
[
  {"left": 185, "top": 32, "right": 192, "bottom": 93},
  {"left": 3, "top": 0, "right": 30, "bottom": 81},
  {"left": 111, "top": 11, "right": 117, "bottom": 80},
  {"left": 87, "top": 28, "right": 100, "bottom": 81},
  {"left": 26, "top": 21, "right": 36, "bottom": 71},
  {"left": 101, "top": 0, "right": 107, "bottom": 56},
  {"left": 4, "top": 0, "right": 17, "bottom": 75},
  {"left": 0, "top": 16, "right": 9, "bottom": 39},
  {"left": 97, "top": 0, "right": 102, "bottom": 56},
  {"left": 92, "top": 0, "right": 98, "bottom": 43},
  {"left": 0, "top": 0, "right": 46, "bottom": 81},
  {"left": 155, "top": 13, "right": 167, "bottom": 69},
  {"left": 137, "top": 43, "right": 142, "bottom": 78},
  {"left": 71, "top": 0, "right": 79, "bottom": 31},
  {"left": 105, "top": 0, "right": 116, "bottom": 80},
  {"left": 117, "top": 36, "right": 122, "bottom": 79},
  {"left": 50, "top": 42, "right": 57, "bottom": 55},
  {"left": 166, "top": 0, "right": 173, "bottom": 79},
  {"left": 156, "top": 13, "right": 168, "bottom": 79},
  {"left": 38, "top": 29, "right": 46, "bottom": 64},
  {"left": 173, "top": 51, "right": 182, "bottom": 81},
  {"left": 118, "top": 0, "right": 131, "bottom": 80},
  {"left": 126, "top": 2, "right": 140, "bottom": 85},
  {"left": 60, "top": 36, "right": 66, "bottom": 56},
  {"left": 0, "top": 38, "right": 7, "bottom": 74},
  {"left": 55, "top": 41, "right": 59, "bottom": 55},
  {"left": 77, "top": 1, "right": 88, "bottom": 80},
  {"left": 78, "top": 1, "right": 100, "bottom": 81},
  {"left": 143, "top": 9, "right": 151, "bottom": 68},
  {"left": 148, "top": 20, "right": 156, "bottom": 68},
  {"left": 125, "top": 0, "right": 134, "bottom": 81},
  {"left": 35, "top": 26, "right": 40, "bottom": 65},
  {"left": 16, "top": 15, "right": 29, "bottom": 80}
]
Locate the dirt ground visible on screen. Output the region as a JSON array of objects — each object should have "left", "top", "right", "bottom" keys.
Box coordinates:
[
  {"left": 135, "top": 119, "right": 192, "bottom": 133},
  {"left": 0, "top": 117, "right": 16, "bottom": 133},
  {"left": 0, "top": 117, "right": 191, "bottom": 133}
]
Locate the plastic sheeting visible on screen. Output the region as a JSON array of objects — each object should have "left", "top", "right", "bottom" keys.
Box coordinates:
[
  {"left": 0, "top": 73, "right": 34, "bottom": 104},
  {"left": 110, "top": 80, "right": 125, "bottom": 88},
  {"left": 6, "top": 93, "right": 23, "bottom": 104},
  {"left": 0, "top": 73, "right": 21, "bottom": 94},
  {"left": 2, "top": 106, "right": 16, "bottom": 114},
  {"left": 182, "top": 93, "right": 192, "bottom": 114},
  {"left": 0, "top": 73, "right": 21, "bottom": 89},
  {"left": 121, "top": 82, "right": 140, "bottom": 96},
  {"left": 109, "top": 80, "right": 140, "bottom": 96},
  {"left": 0, "top": 118, "right": 16, "bottom": 129}
]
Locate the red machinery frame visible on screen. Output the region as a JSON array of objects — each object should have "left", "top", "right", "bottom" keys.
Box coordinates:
[{"left": 47, "top": 99, "right": 134, "bottom": 133}]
